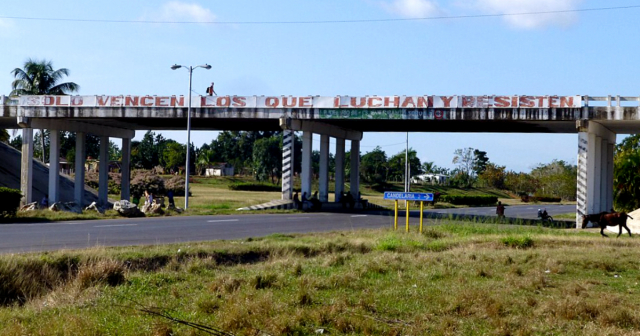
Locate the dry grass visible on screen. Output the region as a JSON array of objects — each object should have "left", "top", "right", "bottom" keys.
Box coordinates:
[{"left": 0, "top": 223, "right": 639, "bottom": 335}]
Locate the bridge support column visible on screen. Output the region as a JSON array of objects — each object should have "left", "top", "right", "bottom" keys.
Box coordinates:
[
  {"left": 350, "top": 140, "right": 360, "bottom": 199},
  {"left": 20, "top": 128, "right": 34, "bottom": 205},
  {"left": 99, "top": 136, "right": 109, "bottom": 206},
  {"left": 334, "top": 138, "right": 345, "bottom": 203},
  {"left": 120, "top": 138, "right": 131, "bottom": 201},
  {"left": 605, "top": 141, "right": 614, "bottom": 212},
  {"left": 301, "top": 131, "right": 313, "bottom": 198},
  {"left": 319, "top": 134, "right": 329, "bottom": 202},
  {"left": 281, "top": 130, "right": 294, "bottom": 200},
  {"left": 576, "top": 121, "right": 615, "bottom": 227},
  {"left": 48, "top": 130, "right": 60, "bottom": 204},
  {"left": 74, "top": 132, "right": 86, "bottom": 206}
]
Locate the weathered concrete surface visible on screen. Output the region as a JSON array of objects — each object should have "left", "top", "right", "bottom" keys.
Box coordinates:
[{"left": 0, "top": 142, "right": 100, "bottom": 207}]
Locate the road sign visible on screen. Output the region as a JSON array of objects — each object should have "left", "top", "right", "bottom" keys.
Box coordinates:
[{"left": 383, "top": 192, "right": 433, "bottom": 202}]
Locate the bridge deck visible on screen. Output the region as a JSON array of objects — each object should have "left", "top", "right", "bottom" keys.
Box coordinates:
[{"left": 2, "top": 95, "right": 640, "bottom": 134}]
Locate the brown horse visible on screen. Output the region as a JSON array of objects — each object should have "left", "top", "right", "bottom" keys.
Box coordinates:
[{"left": 582, "top": 212, "right": 633, "bottom": 237}]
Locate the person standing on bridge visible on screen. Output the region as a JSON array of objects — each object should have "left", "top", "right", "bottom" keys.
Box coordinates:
[{"left": 206, "top": 82, "right": 217, "bottom": 96}]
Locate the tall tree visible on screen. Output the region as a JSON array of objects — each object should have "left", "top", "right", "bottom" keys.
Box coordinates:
[
  {"left": 472, "top": 149, "right": 489, "bottom": 176},
  {"left": 10, "top": 59, "right": 79, "bottom": 163},
  {"left": 422, "top": 161, "right": 435, "bottom": 174},
  {"left": 478, "top": 163, "right": 506, "bottom": 189},
  {"left": 614, "top": 135, "right": 640, "bottom": 211},
  {"left": 452, "top": 147, "right": 475, "bottom": 187},
  {"left": 388, "top": 148, "right": 422, "bottom": 183},
  {"left": 504, "top": 171, "right": 538, "bottom": 196},
  {"left": 360, "top": 146, "right": 388, "bottom": 183},
  {"left": 253, "top": 136, "right": 282, "bottom": 183},
  {"left": 0, "top": 129, "right": 9, "bottom": 143},
  {"left": 530, "top": 160, "right": 576, "bottom": 200},
  {"left": 162, "top": 142, "right": 187, "bottom": 173},
  {"left": 9, "top": 135, "right": 22, "bottom": 150}
]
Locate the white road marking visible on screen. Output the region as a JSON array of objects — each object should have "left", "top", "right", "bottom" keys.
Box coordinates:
[
  {"left": 207, "top": 219, "right": 240, "bottom": 223},
  {"left": 94, "top": 224, "right": 138, "bottom": 228},
  {"left": 9, "top": 221, "right": 87, "bottom": 227},
  {"left": 351, "top": 215, "right": 368, "bottom": 218},
  {"left": 286, "top": 217, "right": 311, "bottom": 220}
]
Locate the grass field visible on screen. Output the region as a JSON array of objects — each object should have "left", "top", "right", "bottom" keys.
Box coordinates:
[{"left": 0, "top": 222, "right": 638, "bottom": 335}]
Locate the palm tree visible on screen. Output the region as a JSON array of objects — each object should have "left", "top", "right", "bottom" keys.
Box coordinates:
[
  {"left": 10, "top": 59, "right": 79, "bottom": 162},
  {"left": 0, "top": 129, "right": 9, "bottom": 143}
]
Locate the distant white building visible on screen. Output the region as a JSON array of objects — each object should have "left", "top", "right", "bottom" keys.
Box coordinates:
[
  {"left": 205, "top": 163, "right": 234, "bottom": 177},
  {"left": 411, "top": 173, "right": 449, "bottom": 185}
]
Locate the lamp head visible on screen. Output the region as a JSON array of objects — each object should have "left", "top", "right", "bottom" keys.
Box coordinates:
[
  {"left": 202, "top": 64, "right": 212, "bottom": 70},
  {"left": 171, "top": 64, "right": 182, "bottom": 70}
]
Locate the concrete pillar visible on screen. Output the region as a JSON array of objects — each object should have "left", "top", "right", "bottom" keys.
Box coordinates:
[
  {"left": 74, "top": 132, "right": 86, "bottom": 206},
  {"left": 121, "top": 138, "right": 131, "bottom": 201},
  {"left": 599, "top": 139, "right": 609, "bottom": 212},
  {"left": 334, "top": 138, "right": 345, "bottom": 203},
  {"left": 576, "top": 122, "right": 616, "bottom": 227},
  {"left": 99, "top": 136, "right": 109, "bottom": 206},
  {"left": 301, "top": 131, "right": 313, "bottom": 198},
  {"left": 48, "top": 130, "right": 60, "bottom": 203},
  {"left": 576, "top": 132, "right": 588, "bottom": 225},
  {"left": 605, "top": 142, "right": 614, "bottom": 211},
  {"left": 281, "top": 130, "right": 294, "bottom": 200},
  {"left": 319, "top": 134, "right": 329, "bottom": 202},
  {"left": 20, "top": 128, "right": 34, "bottom": 205},
  {"left": 592, "top": 136, "right": 602, "bottom": 212},
  {"left": 350, "top": 140, "right": 360, "bottom": 198}
]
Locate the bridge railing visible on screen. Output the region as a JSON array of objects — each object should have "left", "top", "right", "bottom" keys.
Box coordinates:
[
  {"left": 4, "top": 95, "right": 640, "bottom": 108},
  {"left": 585, "top": 95, "right": 640, "bottom": 107}
]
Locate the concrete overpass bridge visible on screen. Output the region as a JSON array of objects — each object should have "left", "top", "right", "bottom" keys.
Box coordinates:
[{"left": 2, "top": 94, "right": 639, "bottom": 225}]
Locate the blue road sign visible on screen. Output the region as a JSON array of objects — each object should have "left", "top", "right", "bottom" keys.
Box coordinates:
[{"left": 383, "top": 192, "right": 433, "bottom": 202}]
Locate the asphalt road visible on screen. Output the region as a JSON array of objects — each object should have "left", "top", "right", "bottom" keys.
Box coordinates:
[{"left": 0, "top": 204, "right": 576, "bottom": 254}]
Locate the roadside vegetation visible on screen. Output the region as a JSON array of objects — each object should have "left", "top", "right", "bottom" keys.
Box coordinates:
[
  {"left": 6, "top": 174, "right": 574, "bottom": 223},
  {"left": 0, "top": 222, "right": 638, "bottom": 335}
]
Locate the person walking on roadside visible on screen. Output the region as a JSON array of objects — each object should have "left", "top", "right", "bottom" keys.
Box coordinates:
[
  {"left": 40, "top": 194, "right": 49, "bottom": 209},
  {"left": 167, "top": 189, "right": 175, "bottom": 208},
  {"left": 293, "top": 192, "right": 302, "bottom": 210},
  {"left": 496, "top": 201, "right": 505, "bottom": 218}
]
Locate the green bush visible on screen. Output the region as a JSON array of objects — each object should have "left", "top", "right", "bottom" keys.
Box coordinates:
[
  {"left": 130, "top": 170, "right": 166, "bottom": 198},
  {"left": 84, "top": 171, "right": 122, "bottom": 195},
  {"left": 376, "top": 236, "right": 402, "bottom": 251},
  {"left": 439, "top": 195, "right": 498, "bottom": 206},
  {"left": 532, "top": 196, "right": 562, "bottom": 203},
  {"left": 165, "top": 175, "right": 187, "bottom": 196},
  {"left": 501, "top": 236, "right": 534, "bottom": 249},
  {"left": 0, "top": 187, "right": 21, "bottom": 218},
  {"left": 228, "top": 182, "right": 280, "bottom": 192}
]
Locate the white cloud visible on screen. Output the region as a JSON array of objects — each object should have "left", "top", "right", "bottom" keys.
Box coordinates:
[
  {"left": 0, "top": 18, "right": 15, "bottom": 37},
  {"left": 383, "top": 0, "right": 441, "bottom": 19},
  {"left": 0, "top": 18, "right": 13, "bottom": 29},
  {"left": 474, "top": 0, "right": 582, "bottom": 29},
  {"left": 156, "top": 1, "right": 216, "bottom": 23}
]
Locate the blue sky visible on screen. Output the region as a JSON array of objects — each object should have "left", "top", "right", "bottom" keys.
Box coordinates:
[{"left": 2, "top": 0, "right": 640, "bottom": 172}]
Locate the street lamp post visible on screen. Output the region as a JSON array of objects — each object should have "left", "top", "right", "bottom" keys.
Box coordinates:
[{"left": 171, "top": 63, "right": 211, "bottom": 209}]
